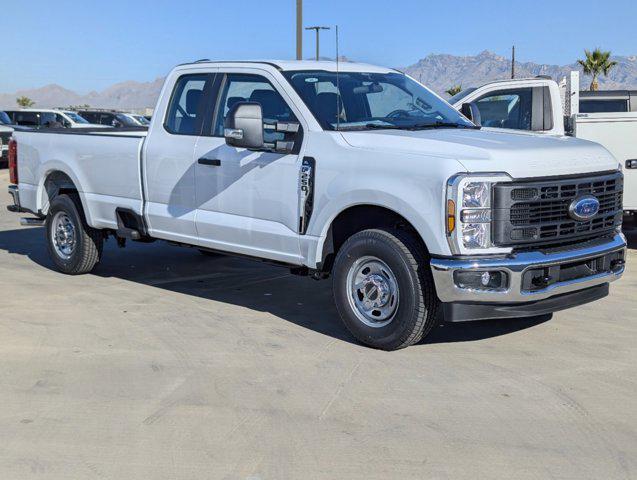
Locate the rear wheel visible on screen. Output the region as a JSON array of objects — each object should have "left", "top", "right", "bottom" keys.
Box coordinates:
[
  {"left": 46, "top": 194, "right": 103, "bottom": 274},
  {"left": 332, "top": 228, "right": 439, "bottom": 350}
]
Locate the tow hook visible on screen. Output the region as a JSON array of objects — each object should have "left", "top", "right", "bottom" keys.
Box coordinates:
[
  {"left": 611, "top": 259, "right": 626, "bottom": 271},
  {"left": 531, "top": 274, "right": 553, "bottom": 288}
]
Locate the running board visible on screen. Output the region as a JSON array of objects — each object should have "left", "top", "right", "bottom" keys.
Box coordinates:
[{"left": 20, "top": 217, "right": 45, "bottom": 226}]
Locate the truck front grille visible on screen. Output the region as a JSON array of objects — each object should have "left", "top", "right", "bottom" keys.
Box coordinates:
[{"left": 493, "top": 171, "right": 623, "bottom": 249}]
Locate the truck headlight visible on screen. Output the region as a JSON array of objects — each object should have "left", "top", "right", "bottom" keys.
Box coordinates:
[{"left": 446, "top": 173, "right": 512, "bottom": 255}]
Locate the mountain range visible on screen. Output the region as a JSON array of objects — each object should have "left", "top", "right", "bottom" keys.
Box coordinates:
[{"left": 1, "top": 51, "right": 636, "bottom": 111}]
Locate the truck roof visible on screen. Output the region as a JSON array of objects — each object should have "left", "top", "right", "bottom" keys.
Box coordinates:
[{"left": 178, "top": 59, "right": 396, "bottom": 74}]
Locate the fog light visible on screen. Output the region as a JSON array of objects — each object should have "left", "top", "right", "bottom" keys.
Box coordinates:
[{"left": 454, "top": 270, "right": 508, "bottom": 290}]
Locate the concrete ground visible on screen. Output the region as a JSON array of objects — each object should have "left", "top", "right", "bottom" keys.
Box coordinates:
[{"left": 0, "top": 170, "right": 635, "bottom": 480}]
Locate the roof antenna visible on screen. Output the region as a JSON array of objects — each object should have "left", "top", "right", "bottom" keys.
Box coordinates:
[{"left": 335, "top": 25, "right": 340, "bottom": 132}]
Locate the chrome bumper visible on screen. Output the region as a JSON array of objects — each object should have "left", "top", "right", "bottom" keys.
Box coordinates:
[{"left": 430, "top": 233, "right": 626, "bottom": 304}]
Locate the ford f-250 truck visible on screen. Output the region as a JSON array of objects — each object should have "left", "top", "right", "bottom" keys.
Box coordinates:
[{"left": 6, "top": 60, "right": 627, "bottom": 350}]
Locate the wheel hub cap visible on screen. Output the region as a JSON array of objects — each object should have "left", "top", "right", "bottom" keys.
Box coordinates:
[
  {"left": 346, "top": 256, "right": 399, "bottom": 328},
  {"left": 51, "top": 212, "right": 76, "bottom": 259}
]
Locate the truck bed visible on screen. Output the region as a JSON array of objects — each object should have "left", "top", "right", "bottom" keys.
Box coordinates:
[{"left": 14, "top": 128, "right": 146, "bottom": 229}]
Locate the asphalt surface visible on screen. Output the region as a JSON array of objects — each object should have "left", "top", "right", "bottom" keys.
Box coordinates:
[{"left": 0, "top": 170, "right": 636, "bottom": 479}]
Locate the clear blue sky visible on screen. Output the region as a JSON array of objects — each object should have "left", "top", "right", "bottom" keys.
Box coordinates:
[{"left": 3, "top": 0, "right": 636, "bottom": 93}]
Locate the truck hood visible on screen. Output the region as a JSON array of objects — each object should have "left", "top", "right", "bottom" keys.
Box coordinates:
[{"left": 340, "top": 127, "right": 619, "bottom": 178}]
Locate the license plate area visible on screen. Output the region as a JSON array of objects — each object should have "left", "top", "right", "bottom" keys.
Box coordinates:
[{"left": 521, "top": 250, "right": 625, "bottom": 292}]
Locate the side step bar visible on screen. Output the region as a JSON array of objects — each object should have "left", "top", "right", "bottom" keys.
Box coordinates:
[{"left": 20, "top": 217, "right": 45, "bottom": 226}]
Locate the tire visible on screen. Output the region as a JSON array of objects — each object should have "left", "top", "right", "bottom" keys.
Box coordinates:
[
  {"left": 332, "top": 228, "right": 439, "bottom": 350},
  {"left": 46, "top": 194, "right": 103, "bottom": 274}
]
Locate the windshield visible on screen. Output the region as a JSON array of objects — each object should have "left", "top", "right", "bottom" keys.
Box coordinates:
[
  {"left": 283, "top": 71, "right": 476, "bottom": 131},
  {"left": 448, "top": 87, "right": 477, "bottom": 105},
  {"left": 0, "top": 111, "right": 10, "bottom": 125},
  {"left": 63, "top": 112, "right": 89, "bottom": 124}
]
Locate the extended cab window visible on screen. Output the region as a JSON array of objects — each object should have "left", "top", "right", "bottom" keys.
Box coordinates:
[
  {"left": 475, "top": 88, "right": 532, "bottom": 130},
  {"left": 213, "top": 74, "right": 296, "bottom": 138},
  {"left": 165, "top": 74, "right": 209, "bottom": 135}
]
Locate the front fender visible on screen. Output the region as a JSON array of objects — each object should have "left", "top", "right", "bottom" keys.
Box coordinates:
[{"left": 306, "top": 184, "right": 452, "bottom": 268}]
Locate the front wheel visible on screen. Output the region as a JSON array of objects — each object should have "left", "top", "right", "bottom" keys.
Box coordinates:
[
  {"left": 332, "top": 228, "right": 439, "bottom": 350},
  {"left": 46, "top": 194, "right": 103, "bottom": 274}
]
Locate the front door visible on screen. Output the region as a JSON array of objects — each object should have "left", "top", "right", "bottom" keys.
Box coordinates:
[{"left": 193, "top": 70, "right": 305, "bottom": 264}]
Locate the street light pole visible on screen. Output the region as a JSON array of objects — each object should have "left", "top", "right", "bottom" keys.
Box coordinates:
[
  {"left": 296, "top": 0, "right": 303, "bottom": 60},
  {"left": 305, "top": 26, "right": 331, "bottom": 61}
]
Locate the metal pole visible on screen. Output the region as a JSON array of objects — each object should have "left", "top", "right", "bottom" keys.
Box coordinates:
[
  {"left": 296, "top": 0, "right": 302, "bottom": 60},
  {"left": 511, "top": 45, "right": 515, "bottom": 79}
]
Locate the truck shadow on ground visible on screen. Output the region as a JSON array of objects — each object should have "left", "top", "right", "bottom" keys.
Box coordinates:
[{"left": 0, "top": 226, "right": 574, "bottom": 347}]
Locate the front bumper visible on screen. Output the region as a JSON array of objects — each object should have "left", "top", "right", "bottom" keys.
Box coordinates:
[{"left": 431, "top": 233, "right": 626, "bottom": 321}]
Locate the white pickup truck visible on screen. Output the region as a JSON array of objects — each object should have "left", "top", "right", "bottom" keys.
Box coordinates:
[
  {"left": 450, "top": 71, "right": 637, "bottom": 212},
  {"left": 6, "top": 60, "right": 626, "bottom": 350}
]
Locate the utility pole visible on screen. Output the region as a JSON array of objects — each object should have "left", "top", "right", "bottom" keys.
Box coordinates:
[
  {"left": 511, "top": 45, "right": 515, "bottom": 79},
  {"left": 296, "top": 0, "right": 303, "bottom": 60},
  {"left": 305, "top": 26, "right": 331, "bottom": 61}
]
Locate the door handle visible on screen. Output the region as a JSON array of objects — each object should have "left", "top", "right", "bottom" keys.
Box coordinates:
[
  {"left": 626, "top": 159, "right": 637, "bottom": 169},
  {"left": 198, "top": 157, "right": 221, "bottom": 166}
]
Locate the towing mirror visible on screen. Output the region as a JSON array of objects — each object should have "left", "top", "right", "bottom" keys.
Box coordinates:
[
  {"left": 461, "top": 102, "right": 482, "bottom": 127},
  {"left": 224, "top": 102, "right": 264, "bottom": 149}
]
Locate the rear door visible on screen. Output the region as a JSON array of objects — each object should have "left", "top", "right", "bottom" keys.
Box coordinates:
[
  {"left": 143, "top": 70, "right": 216, "bottom": 243},
  {"left": 192, "top": 68, "right": 305, "bottom": 263}
]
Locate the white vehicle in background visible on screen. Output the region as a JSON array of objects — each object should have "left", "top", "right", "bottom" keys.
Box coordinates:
[
  {"left": 0, "top": 111, "right": 13, "bottom": 167},
  {"left": 450, "top": 71, "right": 637, "bottom": 212},
  {"left": 77, "top": 109, "right": 149, "bottom": 128},
  {"left": 6, "top": 60, "right": 627, "bottom": 350},
  {"left": 4, "top": 109, "right": 105, "bottom": 129}
]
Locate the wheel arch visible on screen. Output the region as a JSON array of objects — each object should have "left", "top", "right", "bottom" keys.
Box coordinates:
[
  {"left": 313, "top": 202, "right": 435, "bottom": 273},
  {"left": 38, "top": 168, "right": 89, "bottom": 221}
]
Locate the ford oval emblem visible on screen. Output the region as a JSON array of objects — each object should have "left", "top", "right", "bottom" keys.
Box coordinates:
[{"left": 568, "top": 195, "right": 600, "bottom": 221}]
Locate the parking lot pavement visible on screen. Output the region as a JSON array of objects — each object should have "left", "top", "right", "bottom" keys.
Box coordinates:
[{"left": 0, "top": 170, "right": 636, "bottom": 480}]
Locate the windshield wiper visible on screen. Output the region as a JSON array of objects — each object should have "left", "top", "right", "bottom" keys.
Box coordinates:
[
  {"left": 409, "top": 121, "right": 480, "bottom": 130},
  {"left": 337, "top": 121, "right": 480, "bottom": 132},
  {"left": 363, "top": 123, "right": 410, "bottom": 130},
  {"left": 361, "top": 122, "right": 479, "bottom": 131}
]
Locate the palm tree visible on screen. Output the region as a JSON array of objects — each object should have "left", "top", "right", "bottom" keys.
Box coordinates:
[
  {"left": 16, "top": 96, "right": 35, "bottom": 107},
  {"left": 446, "top": 85, "right": 462, "bottom": 97},
  {"left": 577, "top": 48, "right": 617, "bottom": 91}
]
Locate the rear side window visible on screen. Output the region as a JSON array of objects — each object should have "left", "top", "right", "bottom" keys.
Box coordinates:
[
  {"left": 165, "top": 74, "right": 209, "bottom": 135},
  {"left": 80, "top": 112, "right": 98, "bottom": 123},
  {"left": 13, "top": 111, "right": 40, "bottom": 127}
]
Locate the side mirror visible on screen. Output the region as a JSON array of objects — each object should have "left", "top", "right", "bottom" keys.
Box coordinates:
[
  {"left": 224, "top": 102, "right": 264, "bottom": 149},
  {"left": 461, "top": 102, "right": 482, "bottom": 127}
]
